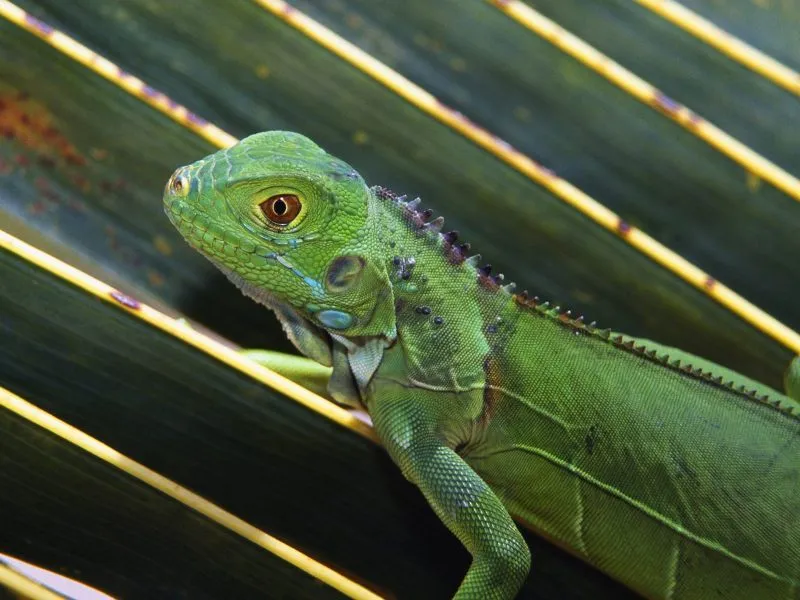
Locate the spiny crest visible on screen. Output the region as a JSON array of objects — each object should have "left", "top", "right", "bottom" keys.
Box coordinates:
[
  {"left": 372, "top": 186, "right": 796, "bottom": 420},
  {"left": 513, "top": 291, "right": 793, "bottom": 419},
  {"left": 373, "top": 185, "right": 517, "bottom": 291},
  {"left": 514, "top": 290, "right": 605, "bottom": 338},
  {"left": 477, "top": 264, "right": 508, "bottom": 290},
  {"left": 602, "top": 335, "right": 795, "bottom": 417},
  {"left": 604, "top": 332, "right": 794, "bottom": 418}
]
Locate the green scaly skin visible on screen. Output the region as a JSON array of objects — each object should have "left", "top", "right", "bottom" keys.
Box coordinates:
[{"left": 164, "top": 131, "right": 800, "bottom": 600}]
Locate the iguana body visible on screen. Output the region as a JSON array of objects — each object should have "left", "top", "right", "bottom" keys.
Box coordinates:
[{"left": 164, "top": 131, "right": 800, "bottom": 599}]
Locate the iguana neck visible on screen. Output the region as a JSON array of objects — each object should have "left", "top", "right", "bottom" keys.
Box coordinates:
[{"left": 370, "top": 185, "right": 514, "bottom": 387}]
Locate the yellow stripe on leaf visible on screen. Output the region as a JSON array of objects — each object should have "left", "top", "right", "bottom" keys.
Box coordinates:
[
  {"left": 0, "top": 386, "right": 383, "bottom": 600},
  {"left": 0, "top": 230, "right": 377, "bottom": 442},
  {"left": 487, "top": 0, "right": 800, "bottom": 204},
  {"left": 633, "top": 0, "right": 800, "bottom": 96}
]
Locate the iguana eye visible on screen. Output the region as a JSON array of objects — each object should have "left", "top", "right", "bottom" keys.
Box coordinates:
[
  {"left": 170, "top": 172, "right": 190, "bottom": 197},
  {"left": 260, "top": 194, "right": 301, "bottom": 225}
]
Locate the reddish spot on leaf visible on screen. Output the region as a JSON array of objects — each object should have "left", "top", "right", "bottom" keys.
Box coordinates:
[
  {"left": 186, "top": 112, "right": 208, "bottom": 127},
  {"left": 72, "top": 174, "right": 91, "bottom": 192},
  {"left": 42, "top": 191, "right": 59, "bottom": 204},
  {"left": 25, "top": 14, "right": 54, "bottom": 36},
  {"left": 65, "top": 154, "right": 86, "bottom": 167},
  {"left": 28, "top": 200, "right": 47, "bottom": 215},
  {"left": 687, "top": 113, "right": 703, "bottom": 129},
  {"left": 653, "top": 92, "right": 681, "bottom": 116},
  {"left": 703, "top": 276, "right": 716, "bottom": 291},
  {"left": 37, "top": 156, "right": 55, "bottom": 169},
  {"left": 110, "top": 290, "right": 141, "bottom": 310},
  {"left": 617, "top": 220, "right": 632, "bottom": 237}
]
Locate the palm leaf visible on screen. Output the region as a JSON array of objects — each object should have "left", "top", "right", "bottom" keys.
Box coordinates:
[{"left": 1, "top": 1, "right": 797, "bottom": 598}]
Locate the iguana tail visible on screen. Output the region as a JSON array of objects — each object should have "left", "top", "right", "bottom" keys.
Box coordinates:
[{"left": 784, "top": 356, "right": 800, "bottom": 402}]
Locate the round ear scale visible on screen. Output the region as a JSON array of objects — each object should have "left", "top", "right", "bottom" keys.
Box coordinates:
[
  {"left": 260, "top": 193, "right": 301, "bottom": 225},
  {"left": 326, "top": 255, "right": 366, "bottom": 293}
]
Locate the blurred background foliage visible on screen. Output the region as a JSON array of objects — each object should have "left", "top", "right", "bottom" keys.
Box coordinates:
[{"left": 0, "top": 1, "right": 797, "bottom": 598}]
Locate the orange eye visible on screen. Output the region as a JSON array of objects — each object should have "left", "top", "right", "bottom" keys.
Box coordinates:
[{"left": 260, "top": 194, "right": 301, "bottom": 225}]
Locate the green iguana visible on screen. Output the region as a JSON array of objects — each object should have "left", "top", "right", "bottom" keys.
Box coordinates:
[{"left": 164, "top": 131, "right": 800, "bottom": 599}]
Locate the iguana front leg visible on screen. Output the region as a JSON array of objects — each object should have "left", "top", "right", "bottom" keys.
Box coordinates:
[
  {"left": 240, "top": 349, "right": 332, "bottom": 399},
  {"left": 369, "top": 389, "right": 531, "bottom": 600}
]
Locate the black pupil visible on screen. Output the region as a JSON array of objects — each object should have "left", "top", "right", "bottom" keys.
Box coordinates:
[
  {"left": 273, "top": 198, "right": 287, "bottom": 215},
  {"left": 174, "top": 178, "right": 182, "bottom": 191}
]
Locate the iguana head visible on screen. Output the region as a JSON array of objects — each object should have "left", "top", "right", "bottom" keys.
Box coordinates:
[{"left": 163, "top": 131, "right": 396, "bottom": 345}]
